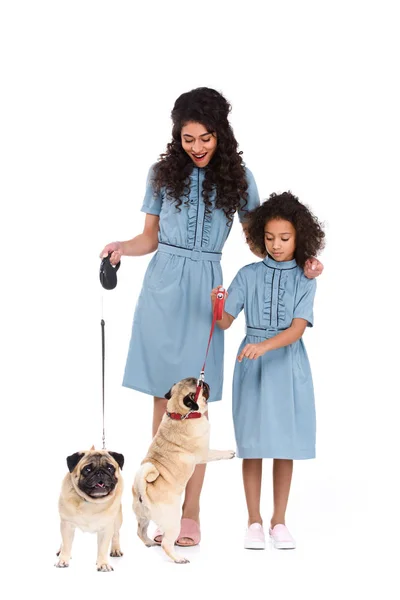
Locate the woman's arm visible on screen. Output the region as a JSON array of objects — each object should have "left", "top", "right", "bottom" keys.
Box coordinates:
[
  {"left": 100, "top": 214, "right": 160, "bottom": 265},
  {"left": 120, "top": 214, "right": 159, "bottom": 256},
  {"left": 237, "top": 318, "right": 308, "bottom": 361}
]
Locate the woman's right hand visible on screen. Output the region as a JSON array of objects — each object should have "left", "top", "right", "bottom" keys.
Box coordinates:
[{"left": 99, "top": 241, "right": 123, "bottom": 266}]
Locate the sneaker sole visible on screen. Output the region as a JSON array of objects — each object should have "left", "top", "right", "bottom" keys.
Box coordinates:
[
  {"left": 244, "top": 541, "right": 266, "bottom": 550},
  {"left": 270, "top": 536, "right": 296, "bottom": 550}
]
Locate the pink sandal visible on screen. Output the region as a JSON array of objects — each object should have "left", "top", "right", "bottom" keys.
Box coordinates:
[
  {"left": 153, "top": 528, "right": 163, "bottom": 545},
  {"left": 176, "top": 518, "right": 201, "bottom": 547},
  {"left": 153, "top": 518, "right": 201, "bottom": 546}
]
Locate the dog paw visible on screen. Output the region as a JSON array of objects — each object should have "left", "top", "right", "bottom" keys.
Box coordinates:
[
  {"left": 110, "top": 549, "right": 123, "bottom": 557},
  {"left": 145, "top": 540, "right": 157, "bottom": 547},
  {"left": 221, "top": 450, "right": 235, "bottom": 459},
  {"left": 55, "top": 559, "right": 69, "bottom": 568},
  {"left": 174, "top": 557, "right": 190, "bottom": 564},
  {"left": 97, "top": 563, "right": 114, "bottom": 572}
]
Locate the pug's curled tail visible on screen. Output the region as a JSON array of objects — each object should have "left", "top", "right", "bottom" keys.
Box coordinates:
[{"left": 133, "top": 462, "right": 160, "bottom": 505}]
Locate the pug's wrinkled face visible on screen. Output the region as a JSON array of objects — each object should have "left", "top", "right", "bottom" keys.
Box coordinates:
[
  {"left": 165, "top": 377, "right": 210, "bottom": 415},
  {"left": 66, "top": 450, "right": 124, "bottom": 499}
]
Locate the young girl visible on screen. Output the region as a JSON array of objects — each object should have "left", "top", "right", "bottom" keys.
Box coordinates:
[{"left": 212, "top": 192, "right": 325, "bottom": 550}]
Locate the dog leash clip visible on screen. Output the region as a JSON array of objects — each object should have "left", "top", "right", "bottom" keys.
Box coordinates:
[
  {"left": 197, "top": 370, "right": 205, "bottom": 387},
  {"left": 194, "top": 371, "right": 205, "bottom": 403}
]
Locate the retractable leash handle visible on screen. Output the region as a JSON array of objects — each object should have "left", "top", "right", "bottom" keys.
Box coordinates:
[
  {"left": 100, "top": 252, "right": 121, "bottom": 290},
  {"left": 194, "top": 286, "right": 226, "bottom": 401},
  {"left": 215, "top": 286, "right": 225, "bottom": 320}
]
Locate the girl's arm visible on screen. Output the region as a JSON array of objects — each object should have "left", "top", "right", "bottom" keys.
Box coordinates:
[
  {"left": 100, "top": 214, "right": 160, "bottom": 265},
  {"left": 238, "top": 318, "right": 308, "bottom": 362},
  {"left": 211, "top": 288, "right": 235, "bottom": 330}
]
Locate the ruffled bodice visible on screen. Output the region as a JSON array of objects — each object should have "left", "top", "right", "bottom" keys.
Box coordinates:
[
  {"left": 140, "top": 164, "right": 260, "bottom": 253},
  {"left": 224, "top": 255, "right": 316, "bottom": 332}
]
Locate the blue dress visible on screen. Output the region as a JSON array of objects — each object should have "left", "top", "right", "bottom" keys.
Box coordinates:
[
  {"left": 122, "top": 165, "right": 260, "bottom": 402},
  {"left": 224, "top": 256, "right": 317, "bottom": 459}
]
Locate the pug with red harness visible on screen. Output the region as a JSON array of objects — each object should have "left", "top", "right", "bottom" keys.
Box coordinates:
[{"left": 132, "top": 377, "right": 235, "bottom": 564}]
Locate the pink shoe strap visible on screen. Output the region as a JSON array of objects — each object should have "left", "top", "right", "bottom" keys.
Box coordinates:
[{"left": 176, "top": 518, "right": 201, "bottom": 546}]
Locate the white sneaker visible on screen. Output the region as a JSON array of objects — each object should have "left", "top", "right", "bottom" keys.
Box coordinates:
[
  {"left": 244, "top": 523, "right": 265, "bottom": 550},
  {"left": 269, "top": 524, "right": 296, "bottom": 549}
]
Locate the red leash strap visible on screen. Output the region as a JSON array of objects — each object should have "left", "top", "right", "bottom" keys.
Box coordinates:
[{"left": 194, "top": 286, "right": 225, "bottom": 401}]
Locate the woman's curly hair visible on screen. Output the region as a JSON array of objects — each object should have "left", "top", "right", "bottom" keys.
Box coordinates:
[
  {"left": 152, "top": 87, "right": 248, "bottom": 223},
  {"left": 246, "top": 192, "right": 325, "bottom": 268}
]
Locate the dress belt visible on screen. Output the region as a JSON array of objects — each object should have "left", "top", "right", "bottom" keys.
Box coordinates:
[
  {"left": 246, "top": 326, "right": 286, "bottom": 338},
  {"left": 157, "top": 243, "right": 222, "bottom": 262}
]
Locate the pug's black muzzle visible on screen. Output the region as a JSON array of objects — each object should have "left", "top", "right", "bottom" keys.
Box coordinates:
[{"left": 80, "top": 469, "right": 117, "bottom": 498}]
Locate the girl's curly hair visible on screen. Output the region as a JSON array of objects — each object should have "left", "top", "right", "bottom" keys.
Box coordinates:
[
  {"left": 152, "top": 87, "right": 248, "bottom": 223},
  {"left": 246, "top": 192, "right": 325, "bottom": 268}
]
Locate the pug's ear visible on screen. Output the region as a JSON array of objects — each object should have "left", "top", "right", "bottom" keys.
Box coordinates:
[
  {"left": 202, "top": 382, "right": 210, "bottom": 400},
  {"left": 165, "top": 385, "right": 175, "bottom": 400},
  {"left": 183, "top": 394, "right": 199, "bottom": 412},
  {"left": 67, "top": 452, "right": 85, "bottom": 473},
  {"left": 109, "top": 452, "right": 124, "bottom": 470}
]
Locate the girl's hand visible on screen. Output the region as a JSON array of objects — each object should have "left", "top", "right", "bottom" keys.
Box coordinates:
[
  {"left": 210, "top": 286, "right": 227, "bottom": 307},
  {"left": 99, "top": 241, "right": 123, "bottom": 266},
  {"left": 238, "top": 341, "right": 268, "bottom": 362},
  {"left": 304, "top": 257, "right": 324, "bottom": 279}
]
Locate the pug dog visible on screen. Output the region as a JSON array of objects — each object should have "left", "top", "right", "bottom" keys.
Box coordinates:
[
  {"left": 56, "top": 447, "right": 124, "bottom": 572},
  {"left": 132, "top": 377, "right": 235, "bottom": 564}
]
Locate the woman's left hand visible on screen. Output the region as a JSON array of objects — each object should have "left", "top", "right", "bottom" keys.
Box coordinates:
[
  {"left": 238, "top": 342, "right": 268, "bottom": 362},
  {"left": 304, "top": 257, "right": 324, "bottom": 279}
]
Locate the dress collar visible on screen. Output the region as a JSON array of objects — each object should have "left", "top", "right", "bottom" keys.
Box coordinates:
[{"left": 263, "top": 254, "right": 297, "bottom": 270}]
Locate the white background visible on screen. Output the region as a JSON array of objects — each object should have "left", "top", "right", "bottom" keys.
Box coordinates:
[{"left": 1, "top": 1, "right": 399, "bottom": 598}]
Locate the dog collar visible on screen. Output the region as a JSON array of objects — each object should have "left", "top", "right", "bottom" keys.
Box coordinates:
[{"left": 166, "top": 411, "right": 202, "bottom": 420}]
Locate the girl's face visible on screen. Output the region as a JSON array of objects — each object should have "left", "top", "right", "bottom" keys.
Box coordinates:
[
  {"left": 264, "top": 219, "right": 296, "bottom": 262},
  {"left": 181, "top": 121, "right": 217, "bottom": 167}
]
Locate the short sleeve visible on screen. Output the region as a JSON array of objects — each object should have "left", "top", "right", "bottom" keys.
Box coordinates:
[
  {"left": 140, "top": 164, "right": 162, "bottom": 216},
  {"left": 238, "top": 168, "right": 260, "bottom": 223},
  {"left": 224, "top": 269, "right": 247, "bottom": 318},
  {"left": 293, "top": 276, "right": 316, "bottom": 327}
]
